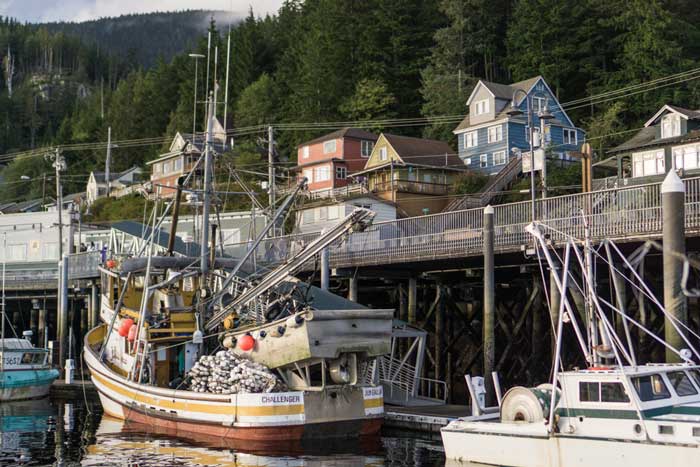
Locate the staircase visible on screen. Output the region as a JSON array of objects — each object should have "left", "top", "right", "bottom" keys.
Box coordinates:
[
  {"left": 444, "top": 156, "right": 523, "bottom": 211},
  {"left": 374, "top": 354, "right": 447, "bottom": 406}
]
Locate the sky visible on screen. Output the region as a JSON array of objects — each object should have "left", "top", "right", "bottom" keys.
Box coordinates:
[{"left": 0, "top": 0, "right": 285, "bottom": 23}]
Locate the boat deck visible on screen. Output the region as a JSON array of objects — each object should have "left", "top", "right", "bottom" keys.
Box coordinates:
[{"left": 384, "top": 404, "right": 470, "bottom": 433}]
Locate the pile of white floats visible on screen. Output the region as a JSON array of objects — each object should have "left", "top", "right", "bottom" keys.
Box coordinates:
[{"left": 188, "top": 349, "right": 286, "bottom": 394}]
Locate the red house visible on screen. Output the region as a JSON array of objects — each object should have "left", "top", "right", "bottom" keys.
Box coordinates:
[{"left": 295, "top": 128, "right": 378, "bottom": 193}]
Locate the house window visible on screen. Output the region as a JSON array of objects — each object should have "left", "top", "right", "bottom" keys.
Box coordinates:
[
  {"left": 533, "top": 96, "right": 546, "bottom": 113},
  {"left": 7, "top": 243, "right": 27, "bottom": 261},
  {"left": 493, "top": 151, "right": 507, "bottom": 165},
  {"left": 43, "top": 242, "right": 59, "bottom": 260},
  {"left": 153, "top": 163, "right": 161, "bottom": 174},
  {"left": 480, "top": 154, "right": 488, "bottom": 168},
  {"left": 488, "top": 125, "right": 503, "bottom": 144},
  {"left": 336, "top": 166, "right": 347, "bottom": 179},
  {"left": 465, "top": 131, "right": 478, "bottom": 148},
  {"left": 661, "top": 114, "right": 681, "bottom": 139},
  {"left": 162, "top": 161, "right": 172, "bottom": 174},
  {"left": 318, "top": 206, "right": 328, "bottom": 220},
  {"left": 302, "top": 145, "right": 310, "bottom": 159},
  {"left": 174, "top": 158, "right": 183, "bottom": 171},
  {"left": 302, "top": 210, "right": 314, "bottom": 224},
  {"left": 302, "top": 169, "right": 313, "bottom": 183},
  {"left": 328, "top": 206, "right": 340, "bottom": 220},
  {"left": 673, "top": 144, "right": 699, "bottom": 171},
  {"left": 361, "top": 140, "right": 374, "bottom": 157},
  {"left": 379, "top": 147, "right": 388, "bottom": 161},
  {"left": 563, "top": 129, "right": 577, "bottom": 145},
  {"left": 475, "top": 99, "right": 490, "bottom": 115},
  {"left": 314, "top": 165, "right": 331, "bottom": 182},
  {"left": 464, "top": 158, "right": 472, "bottom": 165},
  {"left": 323, "top": 140, "right": 337, "bottom": 154},
  {"left": 632, "top": 150, "right": 665, "bottom": 177}
]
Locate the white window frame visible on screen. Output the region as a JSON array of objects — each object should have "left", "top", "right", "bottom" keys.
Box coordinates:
[
  {"left": 314, "top": 165, "right": 331, "bottom": 182},
  {"left": 563, "top": 128, "right": 577, "bottom": 145},
  {"left": 174, "top": 158, "right": 183, "bottom": 172},
  {"left": 487, "top": 125, "right": 503, "bottom": 144},
  {"left": 662, "top": 114, "right": 681, "bottom": 139},
  {"left": 379, "top": 147, "right": 388, "bottom": 161},
  {"left": 480, "top": 154, "right": 488, "bottom": 168},
  {"left": 475, "top": 99, "right": 490, "bottom": 115},
  {"left": 673, "top": 143, "right": 699, "bottom": 171},
  {"left": 632, "top": 150, "right": 665, "bottom": 178},
  {"left": 464, "top": 158, "right": 472, "bottom": 165},
  {"left": 493, "top": 150, "right": 507, "bottom": 166},
  {"left": 361, "top": 140, "right": 374, "bottom": 158},
  {"left": 465, "top": 131, "right": 478, "bottom": 148},
  {"left": 323, "top": 140, "right": 337, "bottom": 154},
  {"left": 302, "top": 145, "right": 310, "bottom": 159},
  {"left": 336, "top": 166, "right": 347, "bottom": 179},
  {"left": 302, "top": 169, "right": 313, "bottom": 183},
  {"left": 533, "top": 96, "right": 545, "bottom": 113}
]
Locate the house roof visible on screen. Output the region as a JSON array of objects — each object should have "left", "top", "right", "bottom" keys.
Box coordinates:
[
  {"left": 91, "top": 166, "right": 142, "bottom": 184},
  {"left": 298, "top": 128, "right": 378, "bottom": 148},
  {"left": 382, "top": 133, "right": 461, "bottom": 167},
  {"left": 610, "top": 127, "right": 700, "bottom": 154},
  {"left": 643, "top": 104, "right": 700, "bottom": 127}
]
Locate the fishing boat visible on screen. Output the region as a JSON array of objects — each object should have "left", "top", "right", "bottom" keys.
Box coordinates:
[
  {"left": 84, "top": 96, "right": 391, "bottom": 442},
  {"left": 0, "top": 336, "right": 59, "bottom": 401},
  {"left": 441, "top": 220, "right": 700, "bottom": 466}
]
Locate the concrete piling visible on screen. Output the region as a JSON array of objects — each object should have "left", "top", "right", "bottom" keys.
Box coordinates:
[
  {"left": 320, "top": 247, "right": 330, "bottom": 291},
  {"left": 348, "top": 277, "right": 358, "bottom": 302},
  {"left": 661, "top": 170, "right": 687, "bottom": 362},
  {"left": 483, "top": 205, "right": 495, "bottom": 406},
  {"left": 408, "top": 277, "right": 417, "bottom": 325}
]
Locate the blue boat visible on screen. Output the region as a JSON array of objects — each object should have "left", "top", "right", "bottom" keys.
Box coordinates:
[{"left": 1, "top": 338, "right": 59, "bottom": 401}]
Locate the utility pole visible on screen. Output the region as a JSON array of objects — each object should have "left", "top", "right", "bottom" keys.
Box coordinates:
[
  {"left": 47, "top": 148, "right": 66, "bottom": 258},
  {"left": 105, "top": 127, "right": 112, "bottom": 197},
  {"left": 268, "top": 126, "right": 276, "bottom": 235}
]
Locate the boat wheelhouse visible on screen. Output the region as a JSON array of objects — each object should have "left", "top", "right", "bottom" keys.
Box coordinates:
[{"left": 0, "top": 337, "right": 59, "bottom": 401}]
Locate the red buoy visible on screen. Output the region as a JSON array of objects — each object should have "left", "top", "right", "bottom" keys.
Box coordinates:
[
  {"left": 239, "top": 334, "right": 255, "bottom": 351},
  {"left": 106, "top": 259, "right": 116, "bottom": 269},
  {"left": 119, "top": 318, "right": 134, "bottom": 337},
  {"left": 127, "top": 324, "right": 138, "bottom": 342}
]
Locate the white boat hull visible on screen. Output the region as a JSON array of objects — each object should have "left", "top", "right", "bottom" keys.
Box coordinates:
[{"left": 441, "top": 423, "right": 700, "bottom": 467}]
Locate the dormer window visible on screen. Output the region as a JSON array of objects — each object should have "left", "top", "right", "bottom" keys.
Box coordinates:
[
  {"left": 533, "top": 96, "right": 545, "bottom": 113},
  {"left": 475, "top": 99, "right": 490, "bottom": 115},
  {"left": 661, "top": 114, "right": 681, "bottom": 139}
]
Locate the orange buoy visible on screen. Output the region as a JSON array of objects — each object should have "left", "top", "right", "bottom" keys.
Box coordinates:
[
  {"left": 239, "top": 334, "right": 255, "bottom": 351},
  {"left": 105, "top": 259, "right": 116, "bottom": 269},
  {"left": 118, "top": 318, "right": 134, "bottom": 337},
  {"left": 127, "top": 324, "right": 138, "bottom": 342},
  {"left": 588, "top": 366, "right": 612, "bottom": 371}
]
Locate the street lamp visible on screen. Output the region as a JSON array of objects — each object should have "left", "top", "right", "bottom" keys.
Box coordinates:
[
  {"left": 189, "top": 53, "right": 206, "bottom": 137},
  {"left": 507, "top": 89, "right": 536, "bottom": 222}
]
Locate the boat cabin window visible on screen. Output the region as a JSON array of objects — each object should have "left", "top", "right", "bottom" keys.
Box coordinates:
[
  {"left": 688, "top": 369, "right": 700, "bottom": 389},
  {"left": 668, "top": 371, "right": 698, "bottom": 397},
  {"left": 580, "top": 382, "right": 600, "bottom": 402},
  {"left": 21, "top": 353, "right": 33, "bottom": 364},
  {"left": 632, "top": 374, "right": 671, "bottom": 401},
  {"left": 601, "top": 382, "right": 630, "bottom": 402},
  {"left": 579, "top": 381, "right": 629, "bottom": 403}
]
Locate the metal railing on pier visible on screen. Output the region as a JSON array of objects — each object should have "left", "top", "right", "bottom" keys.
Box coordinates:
[{"left": 223, "top": 176, "right": 700, "bottom": 269}]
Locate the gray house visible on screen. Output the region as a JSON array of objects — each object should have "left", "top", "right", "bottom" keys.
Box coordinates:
[{"left": 606, "top": 104, "right": 700, "bottom": 183}]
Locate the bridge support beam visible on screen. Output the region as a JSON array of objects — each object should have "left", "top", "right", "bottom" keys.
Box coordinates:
[
  {"left": 549, "top": 265, "right": 560, "bottom": 351},
  {"left": 408, "top": 277, "right": 417, "bottom": 325},
  {"left": 662, "top": 170, "right": 687, "bottom": 362},
  {"left": 38, "top": 307, "right": 46, "bottom": 347},
  {"left": 483, "top": 205, "right": 495, "bottom": 406},
  {"left": 320, "top": 247, "right": 330, "bottom": 291}
]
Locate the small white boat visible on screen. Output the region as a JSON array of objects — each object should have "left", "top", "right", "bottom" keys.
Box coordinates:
[
  {"left": 441, "top": 223, "right": 700, "bottom": 466},
  {"left": 0, "top": 337, "right": 59, "bottom": 401}
]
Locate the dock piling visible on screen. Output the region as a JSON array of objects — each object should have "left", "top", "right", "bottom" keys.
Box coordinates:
[
  {"left": 661, "top": 170, "right": 687, "bottom": 362},
  {"left": 483, "top": 205, "right": 495, "bottom": 406}
]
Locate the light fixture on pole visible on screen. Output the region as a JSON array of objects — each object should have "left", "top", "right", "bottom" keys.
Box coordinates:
[
  {"left": 189, "top": 53, "right": 205, "bottom": 137},
  {"left": 507, "top": 89, "right": 536, "bottom": 223}
]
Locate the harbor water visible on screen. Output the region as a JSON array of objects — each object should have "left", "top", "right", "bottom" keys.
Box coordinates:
[{"left": 0, "top": 398, "right": 446, "bottom": 466}]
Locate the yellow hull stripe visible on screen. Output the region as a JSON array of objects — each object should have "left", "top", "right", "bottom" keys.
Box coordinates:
[
  {"left": 92, "top": 371, "right": 304, "bottom": 417},
  {"left": 363, "top": 398, "right": 383, "bottom": 409}
]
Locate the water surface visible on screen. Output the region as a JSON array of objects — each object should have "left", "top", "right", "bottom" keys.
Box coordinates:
[{"left": 0, "top": 399, "right": 446, "bottom": 466}]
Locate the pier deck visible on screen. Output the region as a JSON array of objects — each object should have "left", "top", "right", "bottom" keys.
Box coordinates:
[{"left": 384, "top": 404, "right": 469, "bottom": 433}]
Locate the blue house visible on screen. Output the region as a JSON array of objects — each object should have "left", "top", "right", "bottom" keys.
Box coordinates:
[{"left": 453, "top": 76, "right": 585, "bottom": 175}]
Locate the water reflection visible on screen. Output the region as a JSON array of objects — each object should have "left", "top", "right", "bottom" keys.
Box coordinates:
[{"left": 0, "top": 399, "right": 446, "bottom": 466}]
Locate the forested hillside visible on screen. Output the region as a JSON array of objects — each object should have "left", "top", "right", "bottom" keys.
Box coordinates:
[
  {"left": 1, "top": 0, "right": 700, "bottom": 205},
  {"left": 42, "top": 10, "right": 238, "bottom": 68}
]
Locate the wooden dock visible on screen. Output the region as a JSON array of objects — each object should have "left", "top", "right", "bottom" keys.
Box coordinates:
[
  {"left": 50, "top": 379, "right": 99, "bottom": 400},
  {"left": 384, "top": 404, "right": 469, "bottom": 433}
]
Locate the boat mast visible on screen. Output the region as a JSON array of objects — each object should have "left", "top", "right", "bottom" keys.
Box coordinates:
[
  {"left": 1, "top": 232, "right": 5, "bottom": 374},
  {"left": 200, "top": 93, "right": 215, "bottom": 277}
]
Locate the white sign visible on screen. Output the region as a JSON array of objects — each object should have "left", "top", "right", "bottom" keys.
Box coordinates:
[{"left": 522, "top": 149, "right": 545, "bottom": 173}]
